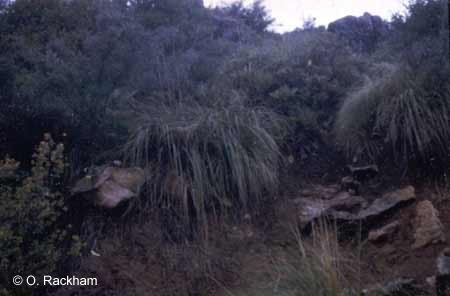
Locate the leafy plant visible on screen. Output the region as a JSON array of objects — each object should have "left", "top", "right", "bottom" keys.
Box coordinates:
[{"left": 0, "top": 134, "right": 77, "bottom": 295}]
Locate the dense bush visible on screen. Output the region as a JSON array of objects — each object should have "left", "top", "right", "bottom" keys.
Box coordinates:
[
  {"left": 0, "top": 0, "right": 276, "bottom": 169},
  {"left": 219, "top": 28, "right": 365, "bottom": 161},
  {"left": 388, "top": 0, "right": 448, "bottom": 65}
]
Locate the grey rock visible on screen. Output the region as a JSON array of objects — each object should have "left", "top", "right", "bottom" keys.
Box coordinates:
[{"left": 358, "top": 186, "right": 416, "bottom": 221}]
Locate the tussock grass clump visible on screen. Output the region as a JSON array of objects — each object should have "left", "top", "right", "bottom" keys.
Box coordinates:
[
  {"left": 335, "top": 79, "right": 383, "bottom": 161},
  {"left": 336, "top": 66, "right": 450, "bottom": 166},
  {"left": 123, "top": 98, "right": 282, "bottom": 236}
]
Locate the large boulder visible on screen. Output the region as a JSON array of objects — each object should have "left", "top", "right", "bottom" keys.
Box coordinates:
[
  {"left": 72, "top": 165, "right": 145, "bottom": 209},
  {"left": 412, "top": 200, "right": 445, "bottom": 249}
]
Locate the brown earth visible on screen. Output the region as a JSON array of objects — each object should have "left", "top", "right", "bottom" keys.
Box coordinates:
[
  {"left": 219, "top": 177, "right": 450, "bottom": 295},
  {"left": 55, "top": 165, "right": 450, "bottom": 296}
]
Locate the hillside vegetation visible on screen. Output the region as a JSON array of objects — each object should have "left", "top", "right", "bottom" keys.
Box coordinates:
[{"left": 0, "top": 0, "right": 449, "bottom": 295}]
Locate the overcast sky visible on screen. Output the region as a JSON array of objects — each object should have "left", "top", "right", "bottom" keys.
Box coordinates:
[{"left": 204, "top": 0, "right": 408, "bottom": 32}]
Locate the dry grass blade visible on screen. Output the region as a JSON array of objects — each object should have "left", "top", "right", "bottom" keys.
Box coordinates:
[{"left": 265, "top": 221, "right": 361, "bottom": 296}]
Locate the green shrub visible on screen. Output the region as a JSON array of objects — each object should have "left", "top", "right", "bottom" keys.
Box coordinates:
[
  {"left": 123, "top": 99, "right": 282, "bottom": 237},
  {"left": 0, "top": 134, "right": 78, "bottom": 295},
  {"left": 219, "top": 29, "right": 365, "bottom": 162}
]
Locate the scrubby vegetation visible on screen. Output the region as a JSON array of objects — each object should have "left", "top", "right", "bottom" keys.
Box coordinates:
[
  {"left": 0, "top": 0, "right": 449, "bottom": 295},
  {"left": 0, "top": 134, "right": 81, "bottom": 295}
]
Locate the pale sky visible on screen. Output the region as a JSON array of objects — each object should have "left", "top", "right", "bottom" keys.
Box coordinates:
[{"left": 204, "top": 0, "right": 408, "bottom": 32}]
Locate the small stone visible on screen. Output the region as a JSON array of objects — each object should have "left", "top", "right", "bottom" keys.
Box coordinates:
[
  {"left": 299, "top": 188, "right": 314, "bottom": 197},
  {"left": 426, "top": 276, "right": 436, "bottom": 287},
  {"left": 437, "top": 248, "right": 450, "bottom": 276},
  {"left": 316, "top": 184, "right": 341, "bottom": 199},
  {"left": 341, "top": 176, "right": 361, "bottom": 194},
  {"left": 299, "top": 185, "right": 341, "bottom": 199},
  {"left": 412, "top": 200, "right": 445, "bottom": 249},
  {"left": 368, "top": 221, "right": 400, "bottom": 242},
  {"left": 347, "top": 164, "right": 379, "bottom": 182},
  {"left": 328, "top": 191, "right": 367, "bottom": 212},
  {"left": 437, "top": 248, "right": 450, "bottom": 296},
  {"left": 287, "top": 155, "right": 295, "bottom": 164},
  {"left": 362, "top": 278, "right": 421, "bottom": 296}
]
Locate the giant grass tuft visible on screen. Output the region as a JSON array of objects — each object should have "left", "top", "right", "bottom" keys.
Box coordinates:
[{"left": 123, "top": 97, "right": 283, "bottom": 236}]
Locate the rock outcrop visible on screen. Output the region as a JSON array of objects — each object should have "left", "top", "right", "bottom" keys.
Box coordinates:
[
  {"left": 412, "top": 200, "right": 445, "bottom": 249},
  {"left": 294, "top": 186, "right": 416, "bottom": 232},
  {"left": 328, "top": 12, "right": 389, "bottom": 53}
]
